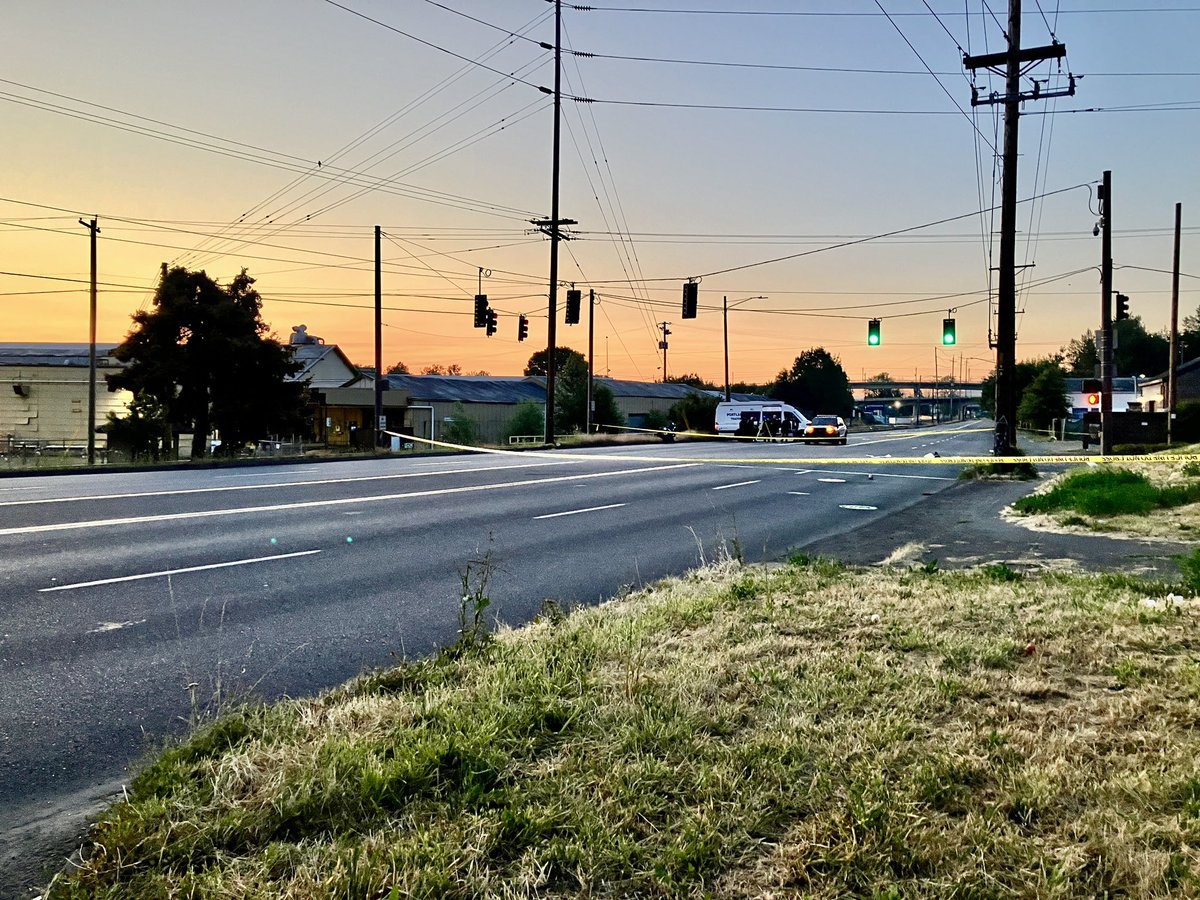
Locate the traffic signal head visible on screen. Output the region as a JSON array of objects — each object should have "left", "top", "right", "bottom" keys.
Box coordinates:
[
  {"left": 565, "top": 289, "right": 581, "bottom": 325},
  {"left": 518, "top": 314, "right": 529, "bottom": 342},
  {"left": 1086, "top": 390, "right": 1101, "bottom": 407},
  {"left": 867, "top": 318, "right": 881, "bottom": 346},
  {"left": 942, "top": 317, "right": 956, "bottom": 345},
  {"left": 486, "top": 308, "right": 498, "bottom": 336},
  {"left": 1116, "top": 293, "right": 1130, "bottom": 321},
  {"left": 682, "top": 282, "right": 698, "bottom": 319},
  {"left": 474, "top": 294, "right": 488, "bottom": 328}
]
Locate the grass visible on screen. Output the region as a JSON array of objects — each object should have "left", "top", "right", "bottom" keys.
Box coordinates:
[
  {"left": 1014, "top": 466, "right": 1200, "bottom": 518},
  {"left": 46, "top": 559, "right": 1200, "bottom": 898}
]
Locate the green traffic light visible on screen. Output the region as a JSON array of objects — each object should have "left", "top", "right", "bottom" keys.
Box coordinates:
[
  {"left": 942, "top": 317, "right": 956, "bottom": 345},
  {"left": 868, "top": 319, "right": 881, "bottom": 345}
]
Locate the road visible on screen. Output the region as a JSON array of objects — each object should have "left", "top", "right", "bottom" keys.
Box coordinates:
[{"left": 0, "top": 422, "right": 985, "bottom": 892}]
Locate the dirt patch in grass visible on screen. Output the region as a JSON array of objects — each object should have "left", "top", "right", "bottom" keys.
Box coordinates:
[{"left": 42, "top": 557, "right": 1200, "bottom": 899}]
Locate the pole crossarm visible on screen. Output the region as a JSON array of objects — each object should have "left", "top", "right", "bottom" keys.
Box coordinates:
[{"left": 963, "top": 42, "right": 1065, "bottom": 71}]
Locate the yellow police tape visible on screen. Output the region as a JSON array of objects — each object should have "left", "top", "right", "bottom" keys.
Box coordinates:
[{"left": 384, "top": 430, "right": 1200, "bottom": 467}]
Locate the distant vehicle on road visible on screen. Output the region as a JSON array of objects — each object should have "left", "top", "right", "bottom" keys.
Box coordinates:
[
  {"left": 715, "top": 401, "right": 808, "bottom": 439},
  {"left": 803, "top": 415, "right": 848, "bottom": 445}
]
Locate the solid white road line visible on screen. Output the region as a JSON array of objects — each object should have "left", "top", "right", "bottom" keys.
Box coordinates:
[
  {"left": 787, "top": 491, "right": 811, "bottom": 496},
  {"left": 40, "top": 550, "right": 323, "bottom": 593},
  {"left": 534, "top": 503, "right": 627, "bottom": 520},
  {"left": 712, "top": 480, "right": 761, "bottom": 491},
  {"left": 0, "top": 460, "right": 579, "bottom": 508},
  {"left": 2, "top": 463, "right": 698, "bottom": 537}
]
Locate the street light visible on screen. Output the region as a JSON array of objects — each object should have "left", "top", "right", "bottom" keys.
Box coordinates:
[{"left": 723, "top": 295, "right": 767, "bottom": 401}]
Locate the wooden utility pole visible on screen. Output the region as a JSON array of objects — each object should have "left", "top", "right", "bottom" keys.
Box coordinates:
[
  {"left": 723, "top": 297, "right": 731, "bottom": 402},
  {"left": 374, "top": 224, "right": 383, "bottom": 448},
  {"left": 1168, "top": 202, "right": 1182, "bottom": 445},
  {"left": 536, "top": 0, "right": 571, "bottom": 446},
  {"left": 1099, "top": 171, "right": 1114, "bottom": 454},
  {"left": 586, "top": 289, "right": 595, "bottom": 434},
  {"left": 964, "top": 0, "right": 1073, "bottom": 455},
  {"left": 79, "top": 217, "right": 100, "bottom": 466}
]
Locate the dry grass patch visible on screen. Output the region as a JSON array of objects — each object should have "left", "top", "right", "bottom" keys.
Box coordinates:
[{"left": 46, "top": 560, "right": 1200, "bottom": 898}]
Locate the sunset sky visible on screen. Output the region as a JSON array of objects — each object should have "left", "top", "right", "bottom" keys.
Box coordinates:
[{"left": 3, "top": 1, "right": 1198, "bottom": 385}]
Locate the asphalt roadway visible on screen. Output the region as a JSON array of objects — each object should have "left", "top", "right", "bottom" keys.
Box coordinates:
[{"left": 0, "top": 422, "right": 1189, "bottom": 896}]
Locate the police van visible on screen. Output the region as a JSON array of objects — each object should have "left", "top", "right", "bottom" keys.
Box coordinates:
[{"left": 714, "top": 400, "right": 808, "bottom": 438}]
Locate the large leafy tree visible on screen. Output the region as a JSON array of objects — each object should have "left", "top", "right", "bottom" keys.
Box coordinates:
[
  {"left": 669, "top": 391, "right": 719, "bottom": 433},
  {"left": 107, "top": 267, "right": 305, "bottom": 458},
  {"left": 978, "top": 355, "right": 1064, "bottom": 420},
  {"left": 1062, "top": 318, "right": 1169, "bottom": 378},
  {"left": 1017, "top": 364, "right": 1069, "bottom": 431},
  {"left": 524, "top": 347, "right": 587, "bottom": 379},
  {"left": 769, "top": 348, "right": 854, "bottom": 416}
]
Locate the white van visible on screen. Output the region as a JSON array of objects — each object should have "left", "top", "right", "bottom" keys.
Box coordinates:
[{"left": 714, "top": 400, "right": 809, "bottom": 438}]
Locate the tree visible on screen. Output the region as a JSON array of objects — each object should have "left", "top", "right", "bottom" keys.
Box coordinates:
[
  {"left": 387, "top": 360, "right": 410, "bottom": 374},
  {"left": 1063, "top": 319, "right": 1169, "bottom": 378},
  {"left": 524, "top": 347, "right": 586, "bottom": 379},
  {"left": 1062, "top": 333, "right": 1098, "bottom": 377},
  {"left": 557, "top": 378, "right": 623, "bottom": 433},
  {"left": 769, "top": 348, "right": 853, "bottom": 417},
  {"left": 669, "top": 372, "right": 715, "bottom": 390},
  {"left": 441, "top": 402, "right": 479, "bottom": 446},
  {"left": 1017, "top": 364, "right": 1069, "bottom": 432},
  {"left": 865, "top": 372, "right": 902, "bottom": 399},
  {"left": 107, "top": 267, "right": 304, "bottom": 459},
  {"left": 422, "top": 363, "right": 462, "bottom": 376},
  {"left": 1181, "top": 305, "right": 1200, "bottom": 363},
  {"left": 669, "top": 391, "right": 719, "bottom": 433},
  {"left": 978, "top": 355, "right": 1063, "bottom": 421},
  {"left": 103, "top": 393, "right": 171, "bottom": 461}
]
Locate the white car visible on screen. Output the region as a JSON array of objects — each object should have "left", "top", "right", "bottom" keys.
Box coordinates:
[{"left": 803, "top": 415, "right": 847, "bottom": 445}]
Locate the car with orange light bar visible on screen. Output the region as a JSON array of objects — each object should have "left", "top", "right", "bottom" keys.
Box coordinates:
[{"left": 802, "top": 415, "right": 847, "bottom": 445}]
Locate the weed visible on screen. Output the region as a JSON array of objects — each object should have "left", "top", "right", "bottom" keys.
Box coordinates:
[
  {"left": 980, "top": 562, "right": 1023, "bottom": 582},
  {"left": 1178, "top": 548, "right": 1200, "bottom": 594},
  {"left": 920, "top": 558, "right": 939, "bottom": 574},
  {"left": 453, "top": 546, "right": 497, "bottom": 657}
]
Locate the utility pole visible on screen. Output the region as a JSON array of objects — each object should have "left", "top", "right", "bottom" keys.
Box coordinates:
[
  {"left": 374, "top": 224, "right": 383, "bottom": 449},
  {"left": 1099, "top": 171, "right": 1114, "bottom": 455},
  {"left": 658, "top": 322, "right": 671, "bottom": 383},
  {"left": 723, "top": 297, "right": 731, "bottom": 402},
  {"left": 586, "top": 288, "right": 595, "bottom": 435},
  {"left": 964, "top": 0, "right": 1072, "bottom": 455},
  {"left": 79, "top": 217, "right": 100, "bottom": 466},
  {"left": 535, "top": 0, "right": 572, "bottom": 446},
  {"left": 1168, "top": 202, "right": 1182, "bottom": 445}
]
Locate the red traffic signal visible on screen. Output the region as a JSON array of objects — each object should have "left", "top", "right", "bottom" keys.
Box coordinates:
[{"left": 1086, "top": 391, "right": 1101, "bottom": 407}]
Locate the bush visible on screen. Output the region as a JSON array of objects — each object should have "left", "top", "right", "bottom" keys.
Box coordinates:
[
  {"left": 505, "top": 402, "right": 545, "bottom": 441},
  {"left": 442, "top": 402, "right": 480, "bottom": 446},
  {"left": 1175, "top": 399, "right": 1200, "bottom": 444}
]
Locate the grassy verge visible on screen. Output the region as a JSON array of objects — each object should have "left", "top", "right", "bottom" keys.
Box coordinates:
[
  {"left": 1008, "top": 450, "right": 1200, "bottom": 543},
  {"left": 48, "top": 559, "right": 1200, "bottom": 898}
]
